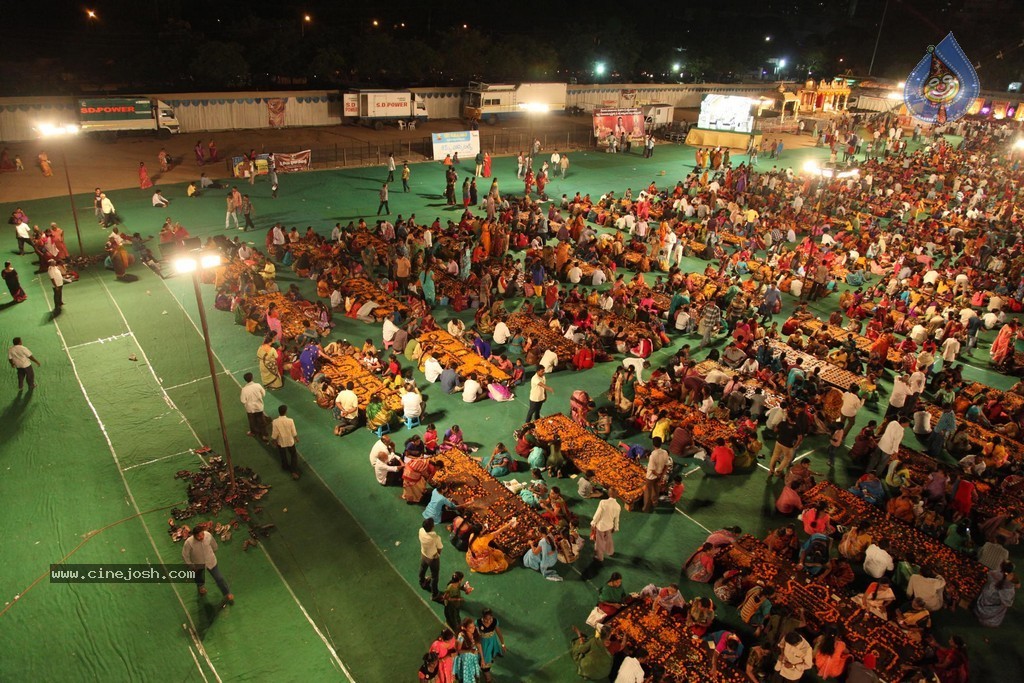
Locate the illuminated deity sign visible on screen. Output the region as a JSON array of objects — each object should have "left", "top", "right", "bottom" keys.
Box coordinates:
[{"left": 903, "top": 32, "right": 980, "bottom": 124}]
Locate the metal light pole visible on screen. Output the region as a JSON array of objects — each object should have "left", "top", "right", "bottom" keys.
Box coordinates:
[
  {"left": 177, "top": 253, "right": 237, "bottom": 489},
  {"left": 868, "top": 0, "right": 890, "bottom": 77},
  {"left": 58, "top": 146, "right": 84, "bottom": 256},
  {"left": 38, "top": 124, "right": 84, "bottom": 256}
]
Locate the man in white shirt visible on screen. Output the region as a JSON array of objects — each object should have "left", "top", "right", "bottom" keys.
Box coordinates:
[
  {"left": 621, "top": 357, "right": 650, "bottom": 385},
  {"left": 591, "top": 268, "right": 607, "bottom": 287},
  {"left": 47, "top": 260, "right": 64, "bottom": 310},
  {"left": 643, "top": 437, "right": 671, "bottom": 513},
  {"left": 525, "top": 366, "right": 552, "bottom": 422},
  {"left": 239, "top": 372, "right": 267, "bottom": 439},
  {"left": 152, "top": 189, "right": 170, "bottom": 207},
  {"left": 334, "top": 381, "right": 360, "bottom": 436},
  {"left": 492, "top": 320, "right": 511, "bottom": 345},
  {"left": 14, "top": 221, "right": 32, "bottom": 254},
  {"left": 886, "top": 375, "right": 911, "bottom": 419},
  {"left": 372, "top": 450, "right": 403, "bottom": 486},
  {"left": 7, "top": 337, "right": 40, "bottom": 390},
  {"left": 840, "top": 384, "right": 865, "bottom": 435},
  {"left": 418, "top": 519, "right": 444, "bottom": 597},
  {"left": 270, "top": 404, "right": 300, "bottom": 479},
  {"left": 906, "top": 570, "right": 946, "bottom": 611},
  {"left": 382, "top": 314, "right": 400, "bottom": 348},
  {"left": 908, "top": 369, "right": 927, "bottom": 395},
  {"left": 567, "top": 262, "right": 582, "bottom": 284},
  {"left": 941, "top": 335, "right": 961, "bottom": 362},
  {"left": 863, "top": 542, "right": 894, "bottom": 578},
  {"left": 590, "top": 492, "right": 621, "bottom": 563},
  {"left": 368, "top": 435, "right": 395, "bottom": 467},
  {"left": 181, "top": 526, "right": 233, "bottom": 601},
  {"left": 237, "top": 243, "right": 253, "bottom": 261},
  {"left": 462, "top": 374, "right": 484, "bottom": 403},
  {"left": 868, "top": 416, "right": 907, "bottom": 476},
  {"left": 539, "top": 348, "right": 558, "bottom": 374},
  {"left": 401, "top": 383, "right": 423, "bottom": 418},
  {"left": 614, "top": 652, "right": 645, "bottom": 683}
]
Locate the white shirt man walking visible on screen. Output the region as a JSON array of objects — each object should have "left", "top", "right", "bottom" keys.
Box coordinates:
[
  {"left": 271, "top": 404, "right": 300, "bottom": 479},
  {"left": 643, "top": 437, "right": 671, "bottom": 513},
  {"left": 525, "top": 366, "right": 553, "bottom": 422},
  {"left": 239, "top": 372, "right": 267, "bottom": 440},
  {"left": 47, "top": 260, "right": 64, "bottom": 311},
  {"left": 7, "top": 336, "right": 40, "bottom": 390},
  {"left": 181, "top": 526, "right": 233, "bottom": 603}
]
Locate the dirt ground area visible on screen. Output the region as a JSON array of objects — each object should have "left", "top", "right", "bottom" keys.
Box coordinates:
[
  {"left": 0, "top": 116, "right": 595, "bottom": 204},
  {"left": 0, "top": 110, "right": 816, "bottom": 206}
]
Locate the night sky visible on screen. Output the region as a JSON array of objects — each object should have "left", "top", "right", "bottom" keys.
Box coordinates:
[{"left": 4, "top": 0, "right": 1021, "bottom": 93}]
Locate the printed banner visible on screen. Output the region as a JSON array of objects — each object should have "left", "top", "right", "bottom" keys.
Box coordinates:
[
  {"left": 431, "top": 131, "right": 480, "bottom": 159},
  {"left": 697, "top": 95, "right": 755, "bottom": 133},
  {"left": 229, "top": 151, "right": 311, "bottom": 178},
  {"left": 592, "top": 108, "right": 645, "bottom": 146},
  {"left": 274, "top": 150, "right": 312, "bottom": 173},
  {"left": 267, "top": 98, "right": 287, "bottom": 128}
]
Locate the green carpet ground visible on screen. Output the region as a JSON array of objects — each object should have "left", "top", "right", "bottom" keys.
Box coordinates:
[{"left": 1, "top": 139, "right": 1021, "bottom": 682}]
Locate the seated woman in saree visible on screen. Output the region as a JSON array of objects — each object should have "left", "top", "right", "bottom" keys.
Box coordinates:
[
  {"left": 466, "top": 518, "right": 518, "bottom": 574},
  {"left": 298, "top": 341, "right": 321, "bottom": 383},
  {"left": 481, "top": 443, "right": 512, "bottom": 477},
  {"left": 485, "top": 378, "right": 514, "bottom": 402},
  {"left": 682, "top": 542, "right": 717, "bottom": 583},
  {"left": 442, "top": 424, "right": 466, "bottom": 451},
  {"left": 522, "top": 526, "right": 561, "bottom": 581},
  {"left": 854, "top": 577, "right": 896, "bottom": 620},
  {"left": 402, "top": 453, "right": 439, "bottom": 505},
  {"left": 569, "top": 625, "right": 613, "bottom": 681},
  {"left": 364, "top": 393, "right": 393, "bottom": 433}
]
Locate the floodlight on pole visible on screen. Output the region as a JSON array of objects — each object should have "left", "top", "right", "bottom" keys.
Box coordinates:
[
  {"left": 86, "top": 9, "right": 97, "bottom": 20},
  {"left": 36, "top": 123, "right": 84, "bottom": 257},
  {"left": 595, "top": 62, "right": 606, "bottom": 77},
  {"left": 173, "top": 251, "right": 236, "bottom": 490},
  {"left": 302, "top": 13, "right": 312, "bottom": 37}
]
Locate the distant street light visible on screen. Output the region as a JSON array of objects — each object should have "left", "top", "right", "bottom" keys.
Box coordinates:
[
  {"left": 765, "top": 35, "right": 771, "bottom": 42},
  {"left": 302, "top": 14, "right": 312, "bottom": 37},
  {"left": 174, "top": 251, "right": 237, "bottom": 490},
  {"left": 672, "top": 62, "right": 680, "bottom": 72},
  {"left": 372, "top": 19, "right": 379, "bottom": 27},
  {"left": 36, "top": 123, "right": 84, "bottom": 257},
  {"left": 86, "top": 9, "right": 97, "bottom": 20}
]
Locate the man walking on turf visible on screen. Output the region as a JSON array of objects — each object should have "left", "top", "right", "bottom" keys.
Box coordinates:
[
  {"left": 240, "top": 372, "right": 267, "bottom": 440},
  {"left": 418, "top": 518, "right": 443, "bottom": 599},
  {"left": 525, "top": 366, "right": 553, "bottom": 422},
  {"left": 8, "top": 337, "right": 40, "bottom": 390},
  {"left": 377, "top": 183, "right": 390, "bottom": 215},
  {"left": 271, "top": 404, "right": 300, "bottom": 479},
  {"left": 47, "top": 259, "right": 64, "bottom": 311},
  {"left": 182, "top": 526, "right": 234, "bottom": 604},
  {"left": 386, "top": 152, "right": 396, "bottom": 182}
]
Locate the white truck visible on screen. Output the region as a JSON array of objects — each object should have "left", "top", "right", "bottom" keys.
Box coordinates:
[
  {"left": 78, "top": 97, "right": 180, "bottom": 139},
  {"left": 463, "top": 82, "right": 568, "bottom": 124},
  {"left": 643, "top": 104, "right": 675, "bottom": 130},
  {"left": 343, "top": 90, "right": 428, "bottom": 129}
]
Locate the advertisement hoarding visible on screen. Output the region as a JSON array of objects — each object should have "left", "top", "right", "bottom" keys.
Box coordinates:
[
  {"left": 592, "top": 108, "right": 645, "bottom": 146},
  {"left": 697, "top": 95, "right": 755, "bottom": 133},
  {"left": 431, "top": 131, "right": 480, "bottom": 159}
]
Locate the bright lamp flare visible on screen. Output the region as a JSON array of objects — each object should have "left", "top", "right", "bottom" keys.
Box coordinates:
[
  {"left": 174, "top": 258, "right": 197, "bottom": 274},
  {"left": 200, "top": 253, "right": 222, "bottom": 269}
]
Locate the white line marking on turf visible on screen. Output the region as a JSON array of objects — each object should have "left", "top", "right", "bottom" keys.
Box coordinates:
[
  {"left": 122, "top": 450, "right": 196, "bottom": 472},
  {"left": 162, "top": 372, "right": 234, "bottom": 392},
  {"left": 155, "top": 272, "right": 364, "bottom": 677},
  {"left": 187, "top": 646, "right": 210, "bottom": 683},
  {"left": 38, "top": 278, "right": 223, "bottom": 683},
  {"left": 66, "top": 331, "right": 132, "bottom": 349}
]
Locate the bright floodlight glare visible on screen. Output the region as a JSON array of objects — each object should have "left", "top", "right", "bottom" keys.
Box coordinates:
[
  {"left": 304, "top": 14, "right": 311, "bottom": 21},
  {"left": 595, "top": 62, "right": 606, "bottom": 76},
  {"left": 778, "top": 59, "right": 787, "bottom": 69},
  {"left": 37, "top": 123, "right": 79, "bottom": 137},
  {"left": 897, "top": 81, "right": 906, "bottom": 88},
  {"left": 174, "top": 257, "right": 198, "bottom": 274},
  {"left": 672, "top": 63, "right": 680, "bottom": 72},
  {"left": 519, "top": 103, "right": 550, "bottom": 113},
  {"left": 887, "top": 91, "right": 902, "bottom": 100},
  {"left": 802, "top": 161, "right": 820, "bottom": 174},
  {"left": 765, "top": 35, "right": 771, "bottom": 42},
  {"left": 1014, "top": 139, "right": 1024, "bottom": 149},
  {"left": 200, "top": 253, "right": 222, "bottom": 269}
]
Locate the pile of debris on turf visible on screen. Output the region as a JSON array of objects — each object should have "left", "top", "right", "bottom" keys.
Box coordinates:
[{"left": 167, "top": 450, "right": 276, "bottom": 551}]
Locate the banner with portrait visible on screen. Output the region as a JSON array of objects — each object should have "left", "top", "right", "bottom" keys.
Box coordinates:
[
  {"left": 267, "top": 98, "right": 287, "bottom": 128},
  {"left": 593, "top": 108, "right": 645, "bottom": 146}
]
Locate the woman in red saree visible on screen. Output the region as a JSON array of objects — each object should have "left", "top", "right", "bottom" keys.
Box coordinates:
[
  {"left": 990, "top": 320, "right": 1020, "bottom": 367},
  {"left": 482, "top": 152, "right": 492, "bottom": 177},
  {"left": 138, "top": 162, "right": 153, "bottom": 189}
]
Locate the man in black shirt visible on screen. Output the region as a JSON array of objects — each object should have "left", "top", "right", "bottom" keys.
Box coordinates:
[{"left": 768, "top": 413, "right": 804, "bottom": 478}]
